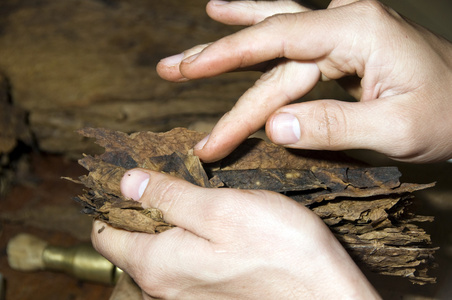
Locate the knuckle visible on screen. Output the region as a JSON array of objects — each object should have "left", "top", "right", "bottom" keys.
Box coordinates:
[
  {"left": 354, "top": 1, "right": 401, "bottom": 25},
  {"left": 132, "top": 265, "right": 165, "bottom": 298},
  {"left": 148, "top": 175, "right": 186, "bottom": 213},
  {"left": 128, "top": 232, "right": 181, "bottom": 298},
  {"left": 264, "top": 11, "right": 297, "bottom": 26},
  {"left": 311, "top": 102, "right": 347, "bottom": 149},
  {"left": 385, "top": 113, "right": 425, "bottom": 159},
  {"left": 202, "top": 190, "right": 241, "bottom": 220},
  {"left": 356, "top": 0, "right": 387, "bottom": 15},
  {"left": 202, "top": 189, "right": 261, "bottom": 227},
  {"left": 259, "top": 13, "right": 299, "bottom": 55},
  {"left": 183, "top": 43, "right": 210, "bottom": 58}
]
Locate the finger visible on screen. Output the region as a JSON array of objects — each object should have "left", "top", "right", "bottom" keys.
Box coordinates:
[
  {"left": 194, "top": 60, "right": 321, "bottom": 162},
  {"left": 156, "top": 43, "right": 210, "bottom": 82},
  {"left": 120, "top": 169, "right": 248, "bottom": 239},
  {"left": 206, "top": 0, "right": 309, "bottom": 26},
  {"left": 91, "top": 220, "right": 210, "bottom": 295},
  {"left": 157, "top": 0, "right": 309, "bottom": 82},
  {"left": 178, "top": 6, "right": 365, "bottom": 80},
  {"left": 157, "top": 44, "right": 277, "bottom": 81},
  {"left": 91, "top": 220, "right": 153, "bottom": 273},
  {"left": 265, "top": 95, "right": 424, "bottom": 161}
]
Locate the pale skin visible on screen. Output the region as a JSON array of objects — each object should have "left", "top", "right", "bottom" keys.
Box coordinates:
[
  {"left": 92, "top": 0, "right": 452, "bottom": 299},
  {"left": 93, "top": 169, "right": 380, "bottom": 299}
]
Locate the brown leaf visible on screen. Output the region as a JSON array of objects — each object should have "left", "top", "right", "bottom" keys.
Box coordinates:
[{"left": 71, "top": 127, "right": 437, "bottom": 284}]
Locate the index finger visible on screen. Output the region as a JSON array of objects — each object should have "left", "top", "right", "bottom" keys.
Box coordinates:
[
  {"left": 180, "top": 0, "right": 386, "bottom": 82},
  {"left": 157, "top": 0, "right": 309, "bottom": 82},
  {"left": 178, "top": 11, "right": 334, "bottom": 79}
]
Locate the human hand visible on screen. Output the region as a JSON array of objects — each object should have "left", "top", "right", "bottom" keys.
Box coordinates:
[
  {"left": 91, "top": 169, "right": 380, "bottom": 299},
  {"left": 157, "top": 0, "right": 452, "bottom": 164}
]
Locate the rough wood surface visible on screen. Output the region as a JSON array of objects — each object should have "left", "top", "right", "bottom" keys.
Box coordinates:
[{"left": 72, "top": 127, "right": 437, "bottom": 285}]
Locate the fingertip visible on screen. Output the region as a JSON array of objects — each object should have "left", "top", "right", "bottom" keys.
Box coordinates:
[
  {"left": 193, "top": 134, "right": 216, "bottom": 162},
  {"left": 193, "top": 133, "right": 222, "bottom": 163},
  {"left": 193, "top": 143, "right": 231, "bottom": 163},
  {"left": 266, "top": 113, "right": 301, "bottom": 145},
  {"left": 209, "top": 0, "right": 229, "bottom": 6},
  {"left": 121, "top": 169, "right": 150, "bottom": 201},
  {"left": 207, "top": 0, "right": 229, "bottom": 12},
  {"left": 156, "top": 61, "right": 188, "bottom": 82},
  {"left": 193, "top": 134, "right": 209, "bottom": 151},
  {"left": 193, "top": 131, "right": 244, "bottom": 163},
  {"left": 159, "top": 53, "right": 184, "bottom": 67},
  {"left": 206, "top": 1, "right": 233, "bottom": 23},
  {"left": 193, "top": 147, "right": 221, "bottom": 164}
]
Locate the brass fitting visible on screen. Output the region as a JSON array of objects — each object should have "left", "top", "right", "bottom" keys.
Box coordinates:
[
  {"left": 7, "top": 233, "right": 123, "bottom": 285},
  {"left": 42, "top": 243, "right": 123, "bottom": 285}
]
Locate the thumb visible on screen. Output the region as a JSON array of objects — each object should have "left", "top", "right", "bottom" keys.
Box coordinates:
[{"left": 265, "top": 98, "right": 419, "bottom": 161}]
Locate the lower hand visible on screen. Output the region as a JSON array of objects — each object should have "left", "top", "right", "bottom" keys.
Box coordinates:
[{"left": 91, "top": 169, "right": 380, "bottom": 299}]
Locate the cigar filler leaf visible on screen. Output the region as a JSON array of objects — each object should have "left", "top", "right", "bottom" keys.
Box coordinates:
[{"left": 71, "top": 127, "right": 437, "bottom": 284}]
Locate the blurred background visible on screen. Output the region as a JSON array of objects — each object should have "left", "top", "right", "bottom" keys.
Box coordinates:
[{"left": 0, "top": 0, "right": 451, "bottom": 299}]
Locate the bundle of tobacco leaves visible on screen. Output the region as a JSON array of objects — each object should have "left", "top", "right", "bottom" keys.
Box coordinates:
[{"left": 70, "top": 127, "right": 437, "bottom": 284}]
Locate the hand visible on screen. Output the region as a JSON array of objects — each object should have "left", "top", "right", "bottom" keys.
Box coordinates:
[
  {"left": 157, "top": 0, "right": 452, "bottom": 164},
  {"left": 91, "top": 169, "right": 380, "bottom": 299}
]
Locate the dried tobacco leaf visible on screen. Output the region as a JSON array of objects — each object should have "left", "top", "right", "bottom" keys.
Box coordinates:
[{"left": 72, "top": 127, "right": 437, "bottom": 284}]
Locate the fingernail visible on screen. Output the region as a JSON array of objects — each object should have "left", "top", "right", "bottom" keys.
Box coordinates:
[
  {"left": 121, "top": 169, "right": 150, "bottom": 201},
  {"left": 194, "top": 134, "right": 209, "bottom": 150},
  {"left": 271, "top": 113, "right": 301, "bottom": 145},
  {"left": 182, "top": 52, "right": 200, "bottom": 64},
  {"left": 159, "top": 53, "right": 184, "bottom": 67}
]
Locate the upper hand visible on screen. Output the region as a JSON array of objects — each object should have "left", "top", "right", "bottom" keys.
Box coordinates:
[
  {"left": 157, "top": 0, "right": 452, "bottom": 163},
  {"left": 91, "top": 169, "right": 380, "bottom": 299}
]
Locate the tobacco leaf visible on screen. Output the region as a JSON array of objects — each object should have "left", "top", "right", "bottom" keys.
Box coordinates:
[{"left": 72, "top": 127, "right": 437, "bottom": 284}]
